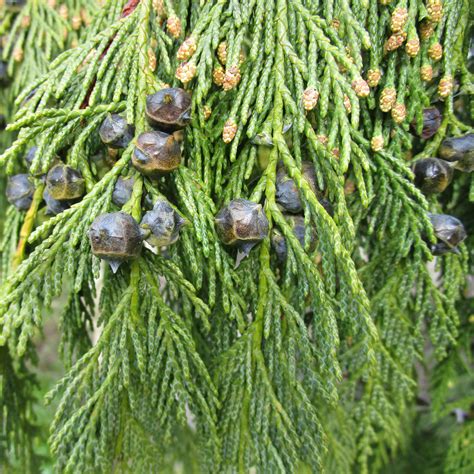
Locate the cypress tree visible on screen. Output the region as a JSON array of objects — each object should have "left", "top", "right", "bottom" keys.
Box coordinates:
[{"left": 0, "top": 0, "right": 472, "bottom": 472}]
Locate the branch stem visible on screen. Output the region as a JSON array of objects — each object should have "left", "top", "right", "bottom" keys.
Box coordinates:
[{"left": 12, "top": 182, "right": 45, "bottom": 269}]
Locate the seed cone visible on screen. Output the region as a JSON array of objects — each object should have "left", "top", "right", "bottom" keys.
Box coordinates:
[
  {"left": 6, "top": 174, "right": 34, "bottom": 210},
  {"left": 439, "top": 133, "right": 474, "bottom": 172},
  {"left": 46, "top": 164, "right": 85, "bottom": 201},
  {"left": 215, "top": 198, "right": 269, "bottom": 266},
  {"left": 413, "top": 158, "right": 453, "bottom": 194},
  {"left": 89, "top": 212, "right": 144, "bottom": 273},
  {"left": 132, "top": 131, "right": 181, "bottom": 177},
  {"left": 146, "top": 88, "right": 191, "bottom": 132}
]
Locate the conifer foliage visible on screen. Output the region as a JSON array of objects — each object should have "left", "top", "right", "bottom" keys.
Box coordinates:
[{"left": 0, "top": 0, "right": 473, "bottom": 472}]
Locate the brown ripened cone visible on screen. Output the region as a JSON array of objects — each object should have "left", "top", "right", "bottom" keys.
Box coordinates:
[
  {"left": 428, "top": 43, "right": 443, "bottom": 61},
  {"left": 371, "top": 135, "right": 384, "bottom": 151},
  {"left": 379, "top": 88, "right": 397, "bottom": 112},
  {"left": 152, "top": 0, "right": 164, "bottom": 16},
  {"left": 367, "top": 69, "right": 382, "bottom": 87},
  {"left": 80, "top": 8, "right": 91, "bottom": 25},
  {"left": 21, "top": 15, "right": 31, "bottom": 28},
  {"left": 391, "top": 103, "right": 407, "bottom": 123},
  {"left": 438, "top": 76, "right": 453, "bottom": 98},
  {"left": 352, "top": 78, "right": 370, "bottom": 97},
  {"left": 384, "top": 32, "right": 407, "bottom": 52},
  {"left": 421, "top": 65, "right": 433, "bottom": 82},
  {"left": 217, "top": 41, "right": 227, "bottom": 65},
  {"left": 406, "top": 38, "right": 420, "bottom": 57},
  {"left": 419, "top": 21, "right": 435, "bottom": 40},
  {"left": 222, "top": 119, "right": 237, "bottom": 143},
  {"left": 203, "top": 105, "right": 212, "bottom": 120},
  {"left": 390, "top": 8, "right": 408, "bottom": 32},
  {"left": 58, "top": 4, "right": 68, "bottom": 19},
  {"left": 343, "top": 95, "right": 352, "bottom": 113},
  {"left": 166, "top": 16, "right": 181, "bottom": 39},
  {"left": 316, "top": 135, "right": 328, "bottom": 145},
  {"left": 175, "top": 62, "right": 196, "bottom": 83},
  {"left": 302, "top": 88, "right": 319, "bottom": 111},
  {"left": 71, "top": 15, "right": 81, "bottom": 30},
  {"left": 427, "top": 0, "right": 443, "bottom": 22},
  {"left": 223, "top": 65, "right": 241, "bottom": 91},
  {"left": 13, "top": 47, "right": 23, "bottom": 62},
  {"left": 213, "top": 66, "right": 225, "bottom": 86},
  {"left": 344, "top": 179, "right": 356, "bottom": 195},
  {"left": 177, "top": 37, "right": 197, "bottom": 61},
  {"left": 148, "top": 48, "right": 156, "bottom": 71},
  {"left": 338, "top": 49, "right": 354, "bottom": 74}
]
